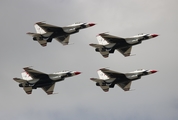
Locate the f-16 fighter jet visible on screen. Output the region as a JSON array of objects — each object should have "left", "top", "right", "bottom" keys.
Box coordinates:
[
  {"left": 13, "top": 67, "right": 81, "bottom": 95},
  {"left": 27, "top": 22, "right": 95, "bottom": 46},
  {"left": 90, "top": 68, "right": 157, "bottom": 92},
  {"left": 90, "top": 33, "right": 158, "bottom": 57}
]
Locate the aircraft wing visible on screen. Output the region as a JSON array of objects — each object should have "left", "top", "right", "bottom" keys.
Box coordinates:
[
  {"left": 90, "top": 44, "right": 109, "bottom": 58},
  {"left": 117, "top": 46, "right": 132, "bottom": 57},
  {"left": 117, "top": 82, "right": 132, "bottom": 91},
  {"left": 35, "top": 22, "right": 64, "bottom": 33},
  {"left": 99, "top": 33, "right": 126, "bottom": 43},
  {"left": 90, "top": 78, "right": 109, "bottom": 92},
  {"left": 55, "top": 35, "right": 70, "bottom": 45},
  {"left": 23, "top": 67, "right": 48, "bottom": 79},
  {"left": 42, "top": 83, "right": 55, "bottom": 95},
  {"left": 23, "top": 87, "right": 32, "bottom": 94},
  {"left": 100, "top": 68, "right": 127, "bottom": 79}
]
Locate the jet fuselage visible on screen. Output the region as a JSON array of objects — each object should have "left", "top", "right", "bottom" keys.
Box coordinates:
[{"left": 18, "top": 71, "right": 81, "bottom": 89}]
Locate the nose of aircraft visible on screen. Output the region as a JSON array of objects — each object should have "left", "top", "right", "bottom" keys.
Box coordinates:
[
  {"left": 151, "top": 34, "right": 159, "bottom": 38},
  {"left": 88, "top": 23, "right": 96, "bottom": 27},
  {"left": 150, "top": 70, "right": 158, "bottom": 74},
  {"left": 74, "top": 71, "right": 81, "bottom": 75}
]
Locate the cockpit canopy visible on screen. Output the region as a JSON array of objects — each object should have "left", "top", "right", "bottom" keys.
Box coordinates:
[{"left": 134, "top": 69, "right": 146, "bottom": 72}]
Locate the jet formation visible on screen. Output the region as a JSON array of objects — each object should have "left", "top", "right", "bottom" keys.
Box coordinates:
[
  {"left": 90, "top": 33, "right": 158, "bottom": 57},
  {"left": 13, "top": 22, "right": 159, "bottom": 94},
  {"left": 13, "top": 67, "right": 81, "bottom": 95},
  {"left": 27, "top": 22, "right": 95, "bottom": 46}
]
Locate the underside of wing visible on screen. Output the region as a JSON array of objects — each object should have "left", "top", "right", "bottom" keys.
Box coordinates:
[
  {"left": 42, "top": 83, "right": 55, "bottom": 95},
  {"left": 99, "top": 33, "right": 125, "bottom": 43},
  {"left": 117, "top": 46, "right": 132, "bottom": 57},
  {"left": 117, "top": 82, "right": 132, "bottom": 91},
  {"left": 23, "top": 87, "right": 32, "bottom": 94},
  {"left": 23, "top": 67, "right": 48, "bottom": 79},
  {"left": 35, "top": 22, "right": 62, "bottom": 32},
  {"left": 99, "top": 68, "right": 126, "bottom": 78},
  {"left": 55, "top": 35, "right": 70, "bottom": 45}
]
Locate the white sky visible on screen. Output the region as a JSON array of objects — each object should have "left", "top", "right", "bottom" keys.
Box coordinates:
[{"left": 0, "top": 0, "right": 178, "bottom": 120}]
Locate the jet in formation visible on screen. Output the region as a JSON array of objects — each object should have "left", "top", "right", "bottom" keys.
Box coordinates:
[
  {"left": 13, "top": 67, "right": 81, "bottom": 95},
  {"left": 27, "top": 22, "right": 95, "bottom": 46},
  {"left": 90, "top": 33, "right": 158, "bottom": 58},
  {"left": 90, "top": 68, "right": 157, "bottom": 92}
]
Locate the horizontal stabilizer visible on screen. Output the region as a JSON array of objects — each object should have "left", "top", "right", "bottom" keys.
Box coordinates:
[
  {"left": 13, "top": 78, "right": 27, "bottom": 83},
  {"left": 26, "top": 32, "right": 40, "bottom": 37},
  {"left": 90, "top": 78, "right": 105, "bottom": 83},
  {"left": 89, "top": 43, "right": 104, "bottom": 48}
]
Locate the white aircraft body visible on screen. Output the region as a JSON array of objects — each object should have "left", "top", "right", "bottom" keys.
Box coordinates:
[
  {"left": 13, "top": 67, "right": 81, "bottom": 95},
  {"left": 90, "top": 68, "right": 157, "bottom": 92},
  {"left": 90, "top": 33, "right": 158, "bottom": 57},
  {"left": 27, "top": 22, "right": 95, "bottom": 46}
]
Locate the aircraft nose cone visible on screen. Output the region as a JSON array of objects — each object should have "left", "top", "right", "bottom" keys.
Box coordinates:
[
  {"left": 74, "top": 72, "right": 81, "bottom": 75},
  {"left": 150, "top": 70, "right": 157, "bottom": 74},
  {"left": 88, "top": 23, "right": 96, "bottom": 27},
  {"left": 151, "top": 34, "right": 159, "bottom": 38}
]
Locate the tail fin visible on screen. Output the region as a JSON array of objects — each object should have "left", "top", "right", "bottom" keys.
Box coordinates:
[
  {"left": 21, "top": 72, "right": 32, "bottom": 80},
  {"left": 34, "top": 24, "right": 46, "bottom": 34},
  {"left": 96, "top": 35, "right": 109, "bottom": 45},
  {"left": 97, "top": 70, "right": 109, "bottom": 80}
]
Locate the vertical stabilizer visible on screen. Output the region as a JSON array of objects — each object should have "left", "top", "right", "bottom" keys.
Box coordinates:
[
  {"left": 21, "top": 72, "right": 32, "bottom": 80},
  {"left": 34, "top": 24, "right": 46, "bottom": 34},
  {"left": 97, "top": 70, "right": 109, "bottom": 80},
  {"left": 96, "top": 35, "right": 109, "bottom": 45}
]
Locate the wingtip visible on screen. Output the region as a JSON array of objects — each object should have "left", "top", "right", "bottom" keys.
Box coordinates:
[
  {"left": 35, "top": 21, "right": 46, "bottom": 25},
  {"left": 26, "top": 91, "right": 32, "bottom": 94},
  {"left": 90, "top": 78, "right": 95, "bottom": 80},
  {"left": 99, "top": 67, "right": 110, "bottom": 71},
  {"left": 103, "top": 89, "right": 109, "bottom": 92},
  {"left": 96, "top": 32, "right": 109, "bottom": 37},
  {"left": 98, "top": 68, "right": 105, "bottom": 71},
  {"left": 23, "top": 66, "right": 33, "bottom": 70},
  {"left": 26, "top": 32, "right": 32, "bottom": 34},
  {"left": 89, "top": 43, "right": 94, "bottom": 46}
]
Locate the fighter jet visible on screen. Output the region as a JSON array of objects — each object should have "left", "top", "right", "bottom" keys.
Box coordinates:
[
  {"left": 27, "top": 22, "right": 95, "bottom": 46},
  {"left": 13, "top": 67, "right": 81, "bottom": 95},
  {"left": 90, "top": 33, "right": 158, "bottom": 58},
  {"left": 90, "top": 68, "right": 157, "bottom": 92}
]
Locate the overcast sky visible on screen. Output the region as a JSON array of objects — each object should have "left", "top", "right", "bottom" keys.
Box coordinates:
[{"left": 0, "top": 0, "right": 178, "bottom": 120}]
